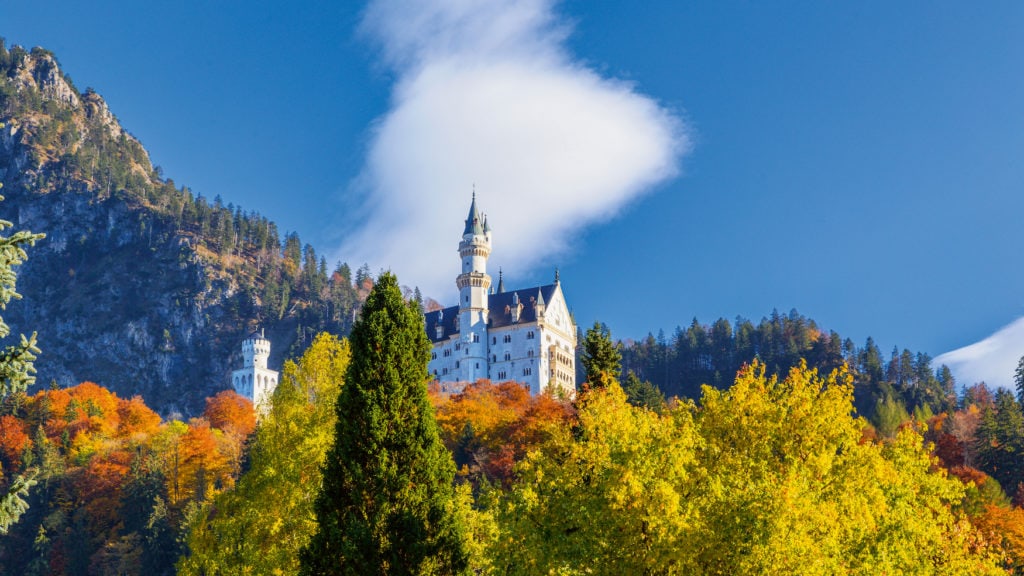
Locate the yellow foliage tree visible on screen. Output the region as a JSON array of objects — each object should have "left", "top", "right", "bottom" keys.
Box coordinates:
[
  {"left": 491, "top": 361, "right": 1003, "bottom": 575},
  {"left": 178, "top": 333, "right": 350, "bottom": 575}
]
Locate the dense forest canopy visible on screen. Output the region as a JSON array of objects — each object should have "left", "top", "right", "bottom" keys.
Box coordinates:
[{"left": 616, "top": 308, "right": 955, "bottom": 427}]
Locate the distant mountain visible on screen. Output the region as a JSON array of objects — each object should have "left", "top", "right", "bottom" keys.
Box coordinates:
[{"left": 0, "top": 41, "right": 367, "bottom": 414}]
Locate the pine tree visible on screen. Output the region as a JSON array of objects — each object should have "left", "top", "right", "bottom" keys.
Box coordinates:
[
  {"left": 300, "top": 272, "right": 468, "bottom": 575},
  {"left": 580, "top": 321, "right": 621, "bottom": 389},
  {"left": 0, "top": 180, "right": 43, "bottom": 534},
  {"left": 1015, "top": 354, "right": 1024, "bottom": 407}
]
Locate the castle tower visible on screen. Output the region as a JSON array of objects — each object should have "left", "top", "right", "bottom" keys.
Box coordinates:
[
  {"left": 231, "top": 329, "right": 279, "bottom": 410},
  {"left": 455, "top": 193, "right": 491, "bottom": 382}
]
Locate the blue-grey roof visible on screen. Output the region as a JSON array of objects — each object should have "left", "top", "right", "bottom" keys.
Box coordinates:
[
  {"left": 424, "top": 284, "right": 558, "bottom": 343},
  {"left": 463, "top": 195, "right": 484, "bottom": 236}
]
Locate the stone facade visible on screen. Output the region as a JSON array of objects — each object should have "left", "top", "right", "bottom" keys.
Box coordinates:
[{"left": 231, "top": 330, "right": 279, "bottom": 409}]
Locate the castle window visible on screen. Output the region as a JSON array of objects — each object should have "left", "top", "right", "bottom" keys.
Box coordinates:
[
  {"left": 527, "top": 349, "right": 534, "bottom": 358},
  {"left": 431, "top": 352, "right": 437, "bottom": 360},
  {"left": 456, "top": 361, "right": 460, "bottom": 369},
  {"left": 455, "top": 343, "right": 461, "bottom": 351},
  {"left": 504, "top": 352, "right": 511, "bottom": 361},
  {"left": 498, "top": 371, "right": 507, "bottom": 380},
  {"left": 472, "top": 333, "right": 480, "bottom": 343},
  {"left": 527, "top": 331, "right": 535, "bottom": 339},
  {"left": 475, "top": 363, "right": 480, "bottom": 369},
  {"left": 523, "top": 367, "right": 532, "bottom": 376},
  {"left": 492, "top": 355, "right": 496, "bottom": 362},
  {"left": 503, "top": 334, "right": 512, "bottom": 343}
]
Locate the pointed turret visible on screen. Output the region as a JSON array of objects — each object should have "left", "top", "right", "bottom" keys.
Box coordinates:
[
  {"left": 463, "top": 192, "right": 484, "bottom": 236},
  {"left": 536, "top": 288, "right": 546, "bottom": 315},
  {"left": 497, "top": 268, "right": 505, "bottom": 293}
]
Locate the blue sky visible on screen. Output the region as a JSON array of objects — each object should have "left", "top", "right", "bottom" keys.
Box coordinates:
[{"left": 6, "top": 1, "right": 1024, "bottom": 385}]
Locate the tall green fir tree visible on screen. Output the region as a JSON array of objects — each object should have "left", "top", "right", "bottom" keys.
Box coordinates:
[
  {"left": 1015, "top": 353, "right": 1024, "bottom": 407},
  {"left": 300, "top": 272, "right": 469, "bottom": 575},
  {"left": 580, "top": 321, "right": 622, "bottom": 389},
  {"left": 0, "top": 178, "right": 44, "bottom": 534}
]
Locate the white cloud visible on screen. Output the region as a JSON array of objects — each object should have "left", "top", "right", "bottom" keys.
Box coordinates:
[
  {"left": 934, "top": 317, "right": 1024, "bottom": 390},
  {"left": 337, "top": 0, "right": 687, "bottom": 300}
]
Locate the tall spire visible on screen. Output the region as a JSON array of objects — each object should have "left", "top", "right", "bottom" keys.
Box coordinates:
[
  {"left": 463, "top": 191, "right": 484, "bottom": 236},
  {"left": 536, "top": 287, "right": 546, "bottom": 309},
  {"left": 497, "top": 268, "right": 505, "bottom": 293}
]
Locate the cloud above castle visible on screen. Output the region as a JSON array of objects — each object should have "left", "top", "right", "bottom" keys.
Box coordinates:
[{"left": 336, "top": 0, "right": 688, "bottom": 300}]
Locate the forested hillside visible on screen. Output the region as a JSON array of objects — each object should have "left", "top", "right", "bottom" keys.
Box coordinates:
[
  {"left": 0, "top": 41, "right": 371, "bottom": 414},
  {"left": 617, "top": 308, "right": 954, "bottom": 426}
]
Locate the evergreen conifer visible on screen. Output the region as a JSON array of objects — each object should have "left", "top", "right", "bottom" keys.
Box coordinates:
[
  {"left": 580, "top": 321, "right": 621, "bottom": 389},
  {"left": 300, "top": 272, "right": 468, "bottom": 575},
  {"left": 0, "top": 179, "right": 43, "bottom": 534}
]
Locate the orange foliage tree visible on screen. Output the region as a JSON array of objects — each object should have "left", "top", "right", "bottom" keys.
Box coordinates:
[
  {"left": 203, "top": 390, "right": 256, "bottom": 438},
  {"left": 0, "top": 415, "right": 29, "bottom": 472},
  {"left": 431, "top": 380, "right": 574, "bottom": 483},
  {"left": 174, "top": 419, "right": 233, "bottom": 503},
  {"left": 973, "top": 504, "right": 1024, "bottom": 573},
  {"left": 116, "top": 395, "right": 161, "bottom": 439}
]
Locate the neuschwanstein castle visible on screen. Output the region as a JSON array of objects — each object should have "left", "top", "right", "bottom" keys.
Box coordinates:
[{"left": 425, "top": 196, "right": 577, "bottom": 396}]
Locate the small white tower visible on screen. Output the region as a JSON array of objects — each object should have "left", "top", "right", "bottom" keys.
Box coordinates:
[
  {"left": 456, "top": 193, "right": 492, "bottom": 383},
  {"left": 231, "top": 329, "right": 279, "bottom": 410}
]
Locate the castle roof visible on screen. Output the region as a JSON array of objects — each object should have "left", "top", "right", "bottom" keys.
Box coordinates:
[
  {"left": 463, "top": 193, "right": 484, "bottom": 236},
  {"left": 424, "top": 284, "right": 559, "bottom": 343}
]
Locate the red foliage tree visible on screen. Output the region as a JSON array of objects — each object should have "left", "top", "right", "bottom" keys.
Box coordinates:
[{"left": 0, "top": 415, "right": 29, "bottom": 471}]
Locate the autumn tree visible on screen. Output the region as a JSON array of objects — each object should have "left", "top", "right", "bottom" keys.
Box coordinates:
[
  {"left": 300, "top": 272, "right": 469, "bottom": 575},
  {"left": 202, "top": 390, "right": 256, "bottom": 438},
  {"left": 431, "top": 380, "right": 574, "bottom": 484},
  {"left": 179, "top": 333, "right": 350, "bottom": 576},
  {"left": 491, "top": 361, "right": 1003, "bottom": 574},
  {"left": 0, "top": 182, "right": 43, "bottom": 533},
  {"left": 490, "top": 379, "right": 698, "bottom": 574},
  {"left": 580, "top": 321, "right": 621, "bottom": 390}
]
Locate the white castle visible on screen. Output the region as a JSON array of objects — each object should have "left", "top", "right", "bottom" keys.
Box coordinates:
[
  {"left": 231, "top": 329, "right": 279, "bottom": 408},
  {"left": 425, "top": 195, "right": 577, "bottom": 396}
]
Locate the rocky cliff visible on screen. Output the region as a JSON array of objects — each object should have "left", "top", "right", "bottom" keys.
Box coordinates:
[{"left": 0, "top": 42, "right": 363, "bottom": 414}]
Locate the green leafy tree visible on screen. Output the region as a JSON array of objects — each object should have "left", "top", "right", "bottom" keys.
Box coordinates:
[
  {"left": 300, "top": 272, "right": 468, "bottom": 575},
  {"left": 0, "top": 179, "right": 44, "bottom": 534},
  {"left": 179, "top": 333, "right": 351, "bottom": 575},
  {"left": 580, "top": 321, "right": 621, "bottom": 390}
]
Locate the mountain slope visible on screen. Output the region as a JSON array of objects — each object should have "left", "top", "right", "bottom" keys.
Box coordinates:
[{"left": 0, "top": 41, "right": 364, "bottom": 414}]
